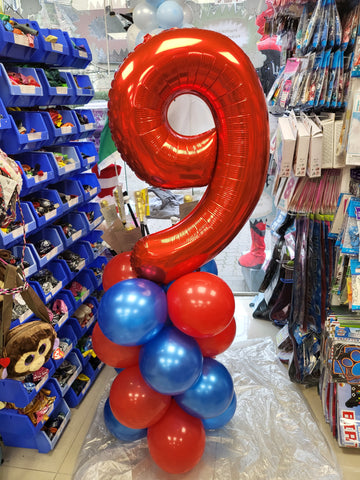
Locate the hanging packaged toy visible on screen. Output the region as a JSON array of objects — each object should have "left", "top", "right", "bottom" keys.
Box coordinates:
[{"left": 0, "top": 148, "right": 22, "bottom": 228}]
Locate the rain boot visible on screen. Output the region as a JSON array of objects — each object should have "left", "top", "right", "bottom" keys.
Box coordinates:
[{"left": 238, "top": 220, "right": 266, "bottom": 269}]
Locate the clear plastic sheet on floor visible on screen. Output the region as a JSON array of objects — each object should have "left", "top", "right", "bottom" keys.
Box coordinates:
[{"left": 73, "top": 337, "right": 341, "bottom": 480}]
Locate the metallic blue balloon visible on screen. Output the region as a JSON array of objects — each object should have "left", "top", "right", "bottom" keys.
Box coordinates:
[
  {"left": 139, "top": 326, "right": 203, "bottom": 395},
  {"left": 202, "top": 392, "right": 237, "bottom": 430},
  {"left": 200, "top": 259, "right": 218, "bottom": 275},
  {"left": 175, "top": 357, "right": 234, "bottom": 419},
  {"left": 98, "top": 278, "right": 167, "bottom": 346},
  {"left": 104, "top": 398, "right": 147, "bottom": 442}
]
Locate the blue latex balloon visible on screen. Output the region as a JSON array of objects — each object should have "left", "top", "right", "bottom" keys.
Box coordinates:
[
  {"left": 200, "top": 259, "right": 218, "bottom": 275},
  {"left": 202, "top": 392, "right": 237, "bottom": 430},
  {"left": 175, "top": 357, "right": 234, "bottom": 419},
  {"left": 147, "top": 0, "right": 165, "bottom": 9},
  {"left": 104, "top": 398, "right": 147, "bottom": 442},
  {"left": 139, "top": 326, "right": 203, "bottom": 395},
  {"left": 156, "top": 0, "right": 184, "bottom": 28},
  {"left": 98, "top": 278, "right": 167, "bottom": 346}
]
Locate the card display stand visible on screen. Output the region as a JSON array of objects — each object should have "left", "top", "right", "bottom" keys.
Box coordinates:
[{"left": 0, "top": 23, "right": 105, "bottom": 453}]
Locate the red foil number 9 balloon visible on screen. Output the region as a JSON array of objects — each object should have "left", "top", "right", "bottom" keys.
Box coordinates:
[{"left": 108, "top": 28, "right": 269, "bottom": 284}]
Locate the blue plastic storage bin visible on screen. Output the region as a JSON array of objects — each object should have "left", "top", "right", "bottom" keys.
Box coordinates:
[
  {"left": 28, "top": 228, "right": 64, "bottom": 271},
  {"left": 70, "top": 296, "right": 99, "bottom": 339},
  {"left": 88, "top": 256, "right": 109, "bottom": 287},
  {"left": 67, "top": 72, "right": 94, "bottom": 105},
  {"left": 23, "top": 188, "right": 63, "bottom": 228},
  {"left": 78, "top": 202, "right": 103, "bottom": 231},
  {"left": 58, "top": 240, "right": 93, "bottom": 282},
  {"left": 0, "top": 97, "right": 10, "bottom": 130},
  {"left": 0, "top": 63, "right": 43, "bottom": 107},
  {"left": 0, "top": 111, "right": 49, "bottom": 155},
  {"left": 30, "top": 259, "right": 69, "bottom": 305},
  {"left": 0, "top": 391, "right": 71, "bottom": 453},
  {"left": 66, "top": 269, "right": 97, "bottom": 310},
  {"left": 16, "top": 152, "right": 55, "bottom": 196},
  {"left": 72, "top": 109, "right": 96, "bottom": 140},
  {"left": 49, "top": 178, "right": 84, "bottom": 214},
  {"left": 62, "top": 32, "right": 92, "bottom": 69},
  {"left": 46, "top": 145, "right": 82, "bottom": 179},
  {"left": 0, "top": 202, "right": 35, "bottom": 249},
  {"left": 64, "top": 362, "right": 93, "bottom": 408},
  {"left": 11, "top": 244, "right": 38, "bottom": 278},
  {"left": 53, "top": 323, "right": 78, "bottom": 369},
  {"left": 23, "top": 22, "right": 70, "bottom": 66},
  {"left": 36, "top": 69, "right": 73, "bottom": 106},
  {"left": 71, "top": 141, "right": 98, "bottom": 169},
  {"left": 48, "top": 288, "right": 77, "bottom": 332},
  {"left": 52, "top": 350, "right": 83, "bottom": 397},
  {"left": 54, "top": 211, "right": 89, "bottom": 248},
  {"left": 0, "top": 18, "right": 40, "bottom": 63},
  {"left": 83, "top": 230, "right": 106, "bottom": 259},
  {"left": 71, "top": 172, "right": 100, "bottom": 202},
  {"left": 0, "top": 360, "right": 55, "bottom": 407},
  {"left": 39, "top": 109, "right": 77, "bottom": 147}
]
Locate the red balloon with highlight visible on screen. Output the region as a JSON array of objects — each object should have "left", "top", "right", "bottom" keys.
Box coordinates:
[{"left": 102, "top": 251, "right": 137, "bottom": 291}]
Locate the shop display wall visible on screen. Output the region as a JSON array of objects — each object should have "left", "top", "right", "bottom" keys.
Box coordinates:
[{"left": 0, "top": 20, "right": 108, "bottom": 453}]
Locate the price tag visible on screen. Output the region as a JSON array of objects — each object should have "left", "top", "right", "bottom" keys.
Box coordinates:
[
  {"left": 67, "top": 368, "right": 81, "bottom": 389},
  {"left": 79, "top": 50, "right": 88, "bottom": 58},
  {"left": 57, "top": 312, "right": 69, "bottom": 329},
  {"left": 52, "top": 43, "right": 63, "bottom": 52},
  {"left": 19, "top": 309, "right": 32, "bottom": 324},
  {"left": 81, "top": 380, "right": 91, "bottom": 396},
  {"left": 44, "top": 209, "right": 57, "bottom": 221},
  {"left": 85, "top": 123, "right": 95, "bottom": 131},
  {"left": 68, "top": 197, "right": 78, "bottom": 208},
  {"left": 86, "top": 155, "right": 95, "bottom": 165},
  {"left": 35, "top": 373, "right": 49, "bottom": 392},
  {"left": 61, "top": 126, "right": 72, "bottom": 134},
  {"left": 56, "top": 87, "right": 68, "bottom": 95},
  {"left": 72, "top": 231, "right": 82, "bottom": 242},
  {"left": 55, "top": 414, "right": 68, "bottom": 438},
  {"left": 11, "top": 226, "right": 23, "bottom": 239},
  {"left": 46, "top": 246, "right": 58, "bottom": 261},
  {"left": 19, "top": 85, "right": 36, "bottom": 94},
  {"left": 14, "top": 33, "right": 29, "bottom": 46},
  {"left": 28, "top": 132, "right": 42, "bottom": 141},
  {"left": 77, "top": 259, "right": 85, "bottom": 271},
  {"left": 64, "top": 163, "right": 75, "bottom": 172},
  {"left": 89, "top": 187, "right": 97, "bottom": 197},
  {"left": 50, "top": 282, "right": 62, "bottom": 298}
]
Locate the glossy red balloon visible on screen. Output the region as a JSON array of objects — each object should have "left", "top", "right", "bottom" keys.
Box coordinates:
[
  {"left": 195, "top": 316, "right": 237, "bottom": 357},
  {"left": 102, "top": 251, "right": 137, "bottom": 291},
  {"left": 92, "top": 322, "right": 140, "bottom": 368},
  {"left": 167, "top": 272, "right": 235, "bottom": 338},
  {"left": 147, "top": 400, "right": 206, "bottom": 474},
  {"left": 109, "top": 365, "right": 171, "bottom": 429},
  {"left": 108, "top": 28, "right": 269, "bottom": 284}
]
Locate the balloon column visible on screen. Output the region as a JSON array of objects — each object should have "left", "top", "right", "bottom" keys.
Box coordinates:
[
  {"left": 127, "top": 0, "right": 195, "bottom": 50},
  {"left": 95, "top": 28, "right": 269, "bottom": 474}
]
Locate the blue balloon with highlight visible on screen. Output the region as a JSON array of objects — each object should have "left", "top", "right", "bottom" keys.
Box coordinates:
[
  {"left": 175, "top": 357, "right": 234, "bottom": 419},
  {"left": 98, "top": 278, "right": 167, "bottom": 346},
  {"left": 202, "top": 392, "right": 237, "bottom": 430},
  {"left": 104, "top": 398, "right": 147, "bottom": 442},
  {"left": 139, "top": 326, "right": 203, "bottom": 395},
  {"left": 200, "top": 259, "right": 218, "bottom": 275}
]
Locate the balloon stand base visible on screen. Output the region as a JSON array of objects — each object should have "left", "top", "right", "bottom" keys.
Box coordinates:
[{"left": 73, "top": 338, "right": 340, "bottom": 480}]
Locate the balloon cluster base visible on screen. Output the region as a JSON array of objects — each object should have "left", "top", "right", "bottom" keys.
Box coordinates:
[{"left": 73, "top": 338, "right": 340, "bottom": 480}]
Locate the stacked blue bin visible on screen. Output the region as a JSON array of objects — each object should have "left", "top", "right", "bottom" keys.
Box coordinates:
[{"left": 0, "top": 16, "right": 107, "bottom": 454}]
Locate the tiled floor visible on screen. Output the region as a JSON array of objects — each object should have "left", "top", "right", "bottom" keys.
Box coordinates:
[{"left": 1, "top": 296, "right": 360, "bottom": 479}]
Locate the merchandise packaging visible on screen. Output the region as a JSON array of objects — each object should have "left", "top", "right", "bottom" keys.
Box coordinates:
[
  {"left": 301, "top": 112, "right": 323, "bottom": 178},
  {"left": 289, "top": 110, "right": 310, "bottom": 177},
  {"left": 274, "top": 116, "right": 296, "bottom": 178},
  {"left": 73, "top": 337, "right": 341, "bottom": 480}
]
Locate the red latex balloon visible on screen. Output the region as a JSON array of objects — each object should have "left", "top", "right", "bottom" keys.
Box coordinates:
[
  {"left": 195, "top": 316, "right": 237, "bottom": 357},
  {"left": 108, "top": 28, "right": 269, "bottom": 284},
  {"left": 167, "top": 271, "right": 235, "bottom": 338},
  {"left": 109, "top": 365, "right": 171, "bottom": 429},
  {"left": 92, "top": 322, "right": 140, "bottom": 368},
  {"left": 102, "top": 251, "right": 137, "bottom": 291},
  {"left": 147, "top": 400, "right": 206, "bottom": 474}
]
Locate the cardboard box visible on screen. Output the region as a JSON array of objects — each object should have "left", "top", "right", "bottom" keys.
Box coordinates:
[
  {"left": 274, "top": 116, "right": 296, "bottom": 177},
  {"left": 288, "top": 110, "right": 310, "bottom": 177},
  {"left": 301, "top": 112, "right": 323, "bottom": 178}
]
